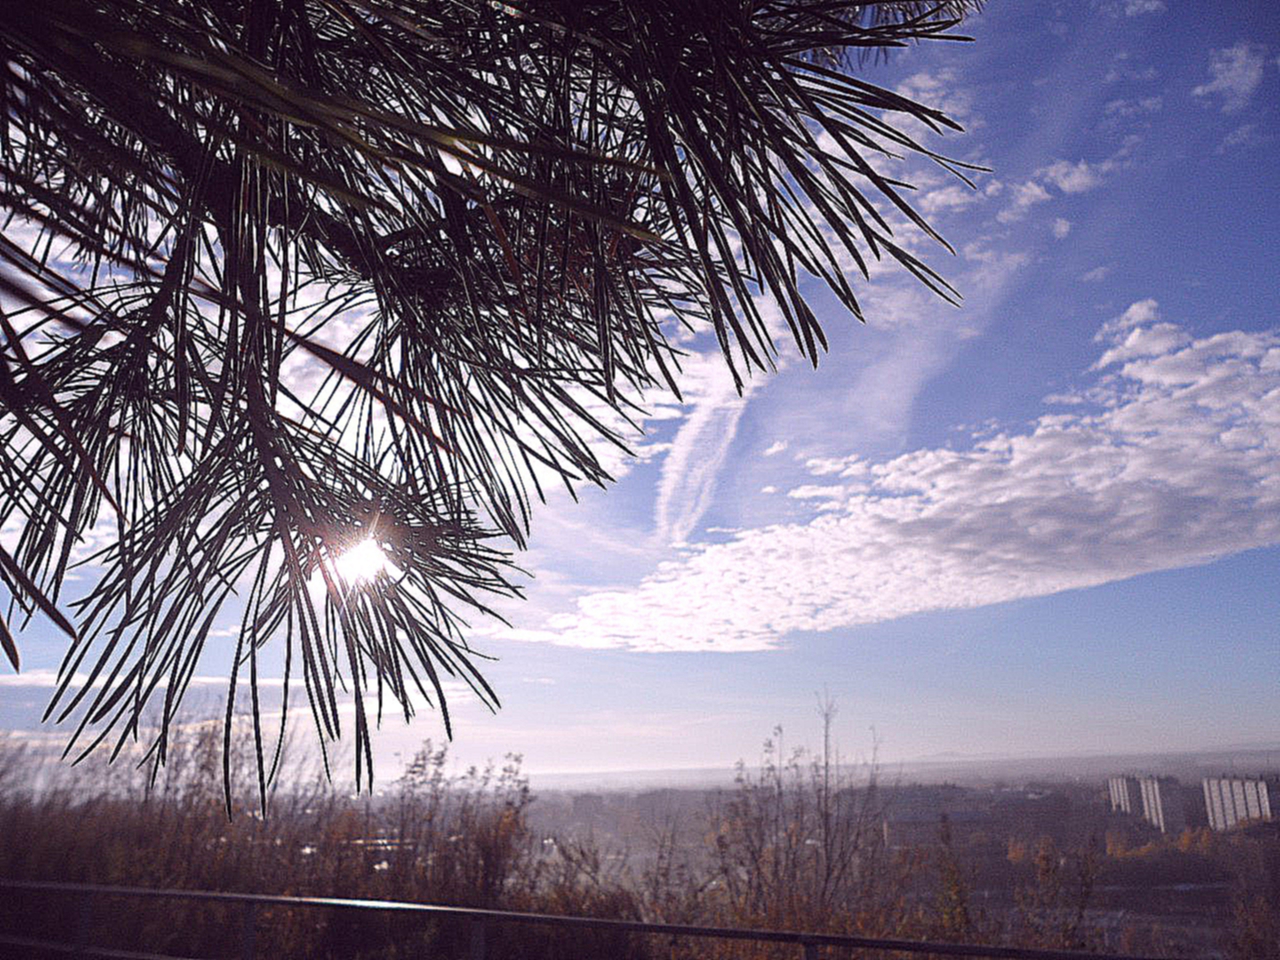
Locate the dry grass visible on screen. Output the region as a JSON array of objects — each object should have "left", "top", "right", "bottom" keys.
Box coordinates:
[{"left": 0, "top": 724, "right": 1271, "bottom": 959}]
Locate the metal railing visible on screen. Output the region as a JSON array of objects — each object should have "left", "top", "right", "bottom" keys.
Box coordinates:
[{"left": 0, "top": 879, "right": 1182, "bottom": 960}]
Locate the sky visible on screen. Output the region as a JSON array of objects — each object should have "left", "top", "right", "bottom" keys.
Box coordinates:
[{"left": 5, "top": 0, "right": 1280, "bottom": 784}]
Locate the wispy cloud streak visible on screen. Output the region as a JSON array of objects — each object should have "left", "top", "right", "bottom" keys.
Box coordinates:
[{"left": 507, "top": 302, "right": 1280, "bottom": 652}]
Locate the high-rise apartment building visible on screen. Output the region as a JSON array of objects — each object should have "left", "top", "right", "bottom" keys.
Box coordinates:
[
  {"left": 1109, "top": 775, "right": 1189, "bottom": 833},
  {"left": 1202, "top": 777, "right": 1279, "bottom": 831},
  {"left": 1108, "top": 776, "right": 1142, "bottom": 815},
  {"left": 1138, "top": 776, "right": 1186, "bottom": 834}
]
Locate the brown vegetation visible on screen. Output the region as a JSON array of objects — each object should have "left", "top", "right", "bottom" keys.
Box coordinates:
[{"left": 0, "top": 725, "right": 1276, "bottom": 959}]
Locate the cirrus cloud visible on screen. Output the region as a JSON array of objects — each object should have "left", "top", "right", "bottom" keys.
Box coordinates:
[{"left": 507, "top": 301, "right": 1280, "bottom": 652}]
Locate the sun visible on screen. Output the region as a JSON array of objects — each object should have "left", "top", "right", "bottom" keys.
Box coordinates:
[{"left": 333, "top": 539, "right": 391, "bottom": 585}]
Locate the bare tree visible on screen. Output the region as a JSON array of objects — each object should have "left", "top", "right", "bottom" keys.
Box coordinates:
[{"left": 708, "top": 703, "right": 899, "bottom": 930}]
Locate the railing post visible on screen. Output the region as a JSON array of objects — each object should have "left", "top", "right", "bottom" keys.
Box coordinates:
[
  {"left": 802, "top": 940, "right": 819, "bottom": 960},
  {"left": 469, "top": 916, "right": 488, "bottom": 960},
  {"left": 240, "top": 900, "right": 259, "bottom": 960}
]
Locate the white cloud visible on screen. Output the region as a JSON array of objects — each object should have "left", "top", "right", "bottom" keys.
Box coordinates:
[
  {"left": 510, "top": 302, "right": 1280, "bottom": 652},
  {"left": 894, "top": 69, "right": 976, "bottom": 138},
  {"left": 1097, "top": 296, "right": 1160, "bottom": 336},
  {"left": 1094, "top": 321, "right": 1191, "bottom": 368},
  {"left": 0, "top": 670, "right": 270, "bottom": 691},
  {"left": 1038, "top": 159, "right": 1105, "bottom": 194},
  {"left": 1193, "top": 42, "right": 1268, "bottom": 113},
  {"left": 997, "top": 150, "right": 1127, "bottom": 224},
  {"left": 805, "top": 457, "right": 853, "bottom": 476},
  {"left": 920, "top": 185, "right": 981, "bottom": 217},
  {"left": 1052, "top": 218, "right": 1072, "bottom": 239},
  {"left": 787, "top": 484, "right": 847, "bottom": 501},
  {"left": 1099, "top": 0, "right": 1166, "bottom": 14},
  {"left": 0, "top": 669, "right": 67, "bottom": 687},
  {"left": 653, "top": 349, "right": 760, "bottom": 545},
  {"left": 1081, "top": 266, "right": 1112, "bottom": 283},
  {"left": 997, "top": 181, "right": 1052, "bottom": 223},
  {"left": 1103, "top": 52, "right": 1159, "bottom": 85},
  {"left": 1216, "top": 123, "right": 1262, "bottom": 153},
  {"left": 763, "top": 441, "right": 788, "bottom": 457},
  {"left": 0, "top": 669, "right": 279, "bottom": 690}
]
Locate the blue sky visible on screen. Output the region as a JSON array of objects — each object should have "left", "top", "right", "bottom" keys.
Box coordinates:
[{"left": 5, "top": 0, "right": 1280, "bottom": 781}]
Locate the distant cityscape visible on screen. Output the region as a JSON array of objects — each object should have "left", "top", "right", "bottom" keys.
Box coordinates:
[
  {"left": 2, "top": 734, "right": 1278, "bottom": 957},
  {"left": 531, "top": 761, "right": 1280, "bottom": 866},
  {"left": 1107, "top": 774, "right": 1280, "bottom": 834},
  {"left": 527, "top": 760, "right": 1280, "bottom": 955}
]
